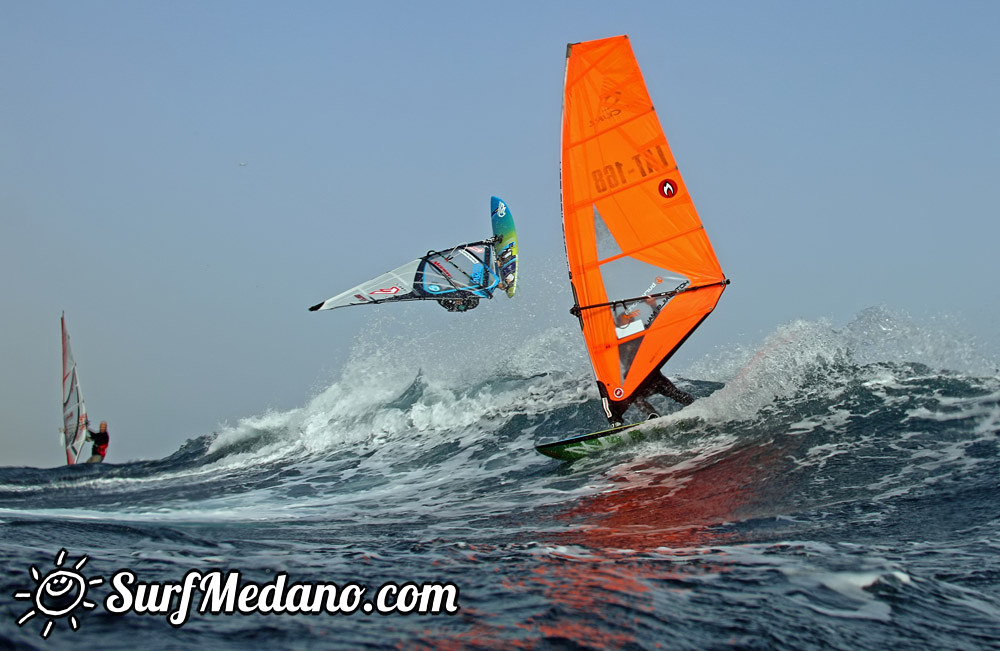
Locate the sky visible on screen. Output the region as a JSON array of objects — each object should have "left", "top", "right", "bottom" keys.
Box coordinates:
[{"left": 2, "top": 1, "right": 998, "bottom": 467}]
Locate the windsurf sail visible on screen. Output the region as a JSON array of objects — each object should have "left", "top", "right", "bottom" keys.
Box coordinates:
[
  {"left": 561, "top": 35, "right": 729, "bottom": 423},
  {"left": 61, "top": 312, "right": 89, "bottom": 465},
  {"left": 309, "top": 240, "right": 502, "bottom": 311},
  {"left": 309, "top": 197, "right": 518, "bottom": 313}
]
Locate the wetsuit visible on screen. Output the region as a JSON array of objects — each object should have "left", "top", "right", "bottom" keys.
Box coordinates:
[
  {"left": 608, "top": 372, "right": 694, "bottom": 424},
  {"left": 640, "top": 373, "right": 694, "bottom": 407},
  {"left": 633, "top": 376, "right": 693, "bottom": 419},
  {"left": 87, "top": 429, "right": 109, "bottom": 462}
]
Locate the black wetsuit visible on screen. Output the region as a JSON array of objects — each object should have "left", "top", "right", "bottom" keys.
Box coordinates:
[
  {"left": 640, "top": 373, "right": 694, "bottom": 407},
  {"left": 608, "top": 372, "right": 694, "bottom": 424}
]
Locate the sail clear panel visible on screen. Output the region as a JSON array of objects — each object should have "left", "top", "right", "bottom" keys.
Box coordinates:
[
  {"left": 417, "top": 245, "right": 498, "bottom": 297},
  {"left": 594, "top": 205, "right": 691, "bottom": 342}
]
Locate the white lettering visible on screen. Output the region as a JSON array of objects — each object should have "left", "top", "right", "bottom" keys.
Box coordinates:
[
  {"left": 96, "top": 569, "right": 460, "bottom": 625},
  {"left": 377, "top": 582, "right": 399, "bottom": 612},
  {"left": 285, "top": 583, "right": 310, "bottom": 613},
  {"left": 237, "top": 583, "right": 259, "bottom": 613},
  {"left": 338, "top": 583, "right": 365, "bottom": 612},
  {"left": 313, "top": 584, "right": 339, "bottom": 612},
  {"left": 134, "top": 583, "right": 179, "bottom": 615},
  {"left": 199, "top": 571, "right": 240, "bottom": 614},
  {"left": 396, "top": 583, "right": 419, "bottom": 613},
  {"left": 167, "top": 571, "right": 203, "bottom": 627},
  {"left": 417, "top": 583, "right": 460, "bottom": 614},
  {"left": 257, "top": 573, "right": 288, "bottom": 614},
  {"left": 104, "top": 570, "right": 136, "bottom": 613}
]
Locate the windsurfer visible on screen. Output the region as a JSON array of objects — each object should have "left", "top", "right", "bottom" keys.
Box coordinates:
[{"left": 85, "top": 420, "right": 109, "bottom": 463}]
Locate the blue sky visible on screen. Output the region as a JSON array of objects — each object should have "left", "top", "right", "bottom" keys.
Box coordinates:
[{"left": 2, "top": 1, "right": 998, "bottom": 467}]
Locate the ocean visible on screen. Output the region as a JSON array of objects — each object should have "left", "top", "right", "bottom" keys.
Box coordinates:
[{"left": 2, "top": 306, "right": 998, "bottom": 650}]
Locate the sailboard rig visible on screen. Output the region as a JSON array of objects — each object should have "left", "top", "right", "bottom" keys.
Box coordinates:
[
  {"left": 61, "top": 312, "right": 89, "bottom": 465},
  {"left": 309, "top": 196, "right": 518, "bottom": 313},
  {"left": 537, "top": 35, "right": 729, "bottom": 460}
]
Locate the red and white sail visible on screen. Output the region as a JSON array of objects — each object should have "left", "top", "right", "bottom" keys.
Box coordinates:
[{"left": 61, "top": 313, "right": 88, "bottom": 465}]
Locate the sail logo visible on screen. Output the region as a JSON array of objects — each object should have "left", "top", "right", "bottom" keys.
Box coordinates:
[
  {"left": 589, "top": 91, "right": 625, "bottom": 128},
  {"left": 13, "top": 549, "right": 103, "bottom": 639},
  {"left": 644, "top": 278, "right": 663, "bottom": 295},
  {"left": 658, "top": 179, "right": 678, "bottom": 198},
  {"left": 430, "top": 260, "right": 453, "bottom": 278},
  {"left": 370, "top": 286, "right": 401, "bottom": 295}
]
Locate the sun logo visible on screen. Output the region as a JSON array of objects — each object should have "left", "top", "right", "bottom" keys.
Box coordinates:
[{"left": 13, "top": 548, "right": 103, "bottom": 639}]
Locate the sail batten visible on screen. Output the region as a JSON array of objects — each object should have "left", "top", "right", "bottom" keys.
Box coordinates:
[
  {"left": 572, "top": 279, "right": 731, "bottom": 315},
  {"left": 583, "top": 224, "right": 709, "bottom": 270},
  {"left": 563, "top": 108, "right": 656, "bottom": 150},
  {"left": 561, "top": 35, "right": 728, "bottom": 415}
]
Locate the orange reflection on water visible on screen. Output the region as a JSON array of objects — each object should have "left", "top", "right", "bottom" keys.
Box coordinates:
[
  {"left": 423, "top": 438, "right": 798, "bottom": 649},
  {"left": 558, "top": 435, "right": 798, "bottom": 552},
  {"left": 514, "top": 437, "right": 797, "bottom": 647}
]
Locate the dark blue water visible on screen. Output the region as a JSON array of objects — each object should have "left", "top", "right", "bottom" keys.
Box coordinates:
[{"left": 2, "top": 308, "right": 998, "bottom": 649}]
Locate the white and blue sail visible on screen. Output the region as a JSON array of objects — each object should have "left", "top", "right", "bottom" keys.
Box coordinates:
[{"left": 309, "top": 197, "right": 518, "bottom": 312}]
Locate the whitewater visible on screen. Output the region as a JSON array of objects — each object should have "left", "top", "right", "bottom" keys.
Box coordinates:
[{"left": 2, "top": 303, "right": 998, "bottom": 649}]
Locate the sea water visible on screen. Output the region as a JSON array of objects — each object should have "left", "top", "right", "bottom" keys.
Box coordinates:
[{"left": 1, "top": 307, "right": 998, "bottom": 649}]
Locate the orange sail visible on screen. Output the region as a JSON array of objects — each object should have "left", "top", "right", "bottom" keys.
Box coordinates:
[{"left": 561, "top": 35, "right": 728, "bottom": 421}]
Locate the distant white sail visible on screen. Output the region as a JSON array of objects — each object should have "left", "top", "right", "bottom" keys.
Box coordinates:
[{"left": 61, "top": 313, "right": 88, "bottom": 465}]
